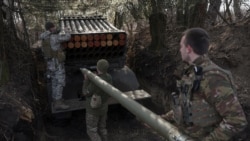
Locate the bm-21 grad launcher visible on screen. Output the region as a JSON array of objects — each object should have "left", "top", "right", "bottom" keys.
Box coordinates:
[{"left": 48, "top": 15, "right": 151, "bottom": 113}]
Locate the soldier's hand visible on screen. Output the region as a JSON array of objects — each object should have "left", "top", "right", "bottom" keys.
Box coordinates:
[
  {"left": 64, "top": 27, "right": 70, "bottom": 33},
  {"left": 160, "top": 110, "right": 174, "bottom": 122},
  {"left": 136, "top": 116, "right": 151, "bottom": 129}
]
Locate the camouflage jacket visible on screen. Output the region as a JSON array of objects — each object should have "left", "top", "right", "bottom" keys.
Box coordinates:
[
  {"left": 39, "top": 29, "right": 71, "bottom": 52},
  {"left": 165, "top": 55, "right": 247, "bottom": 141},
  {"left": 39, "top": 29, "right": 71, "bottom": 70},
  {"left": 83, "top": 73, "right": 112, "bottom": 116}
]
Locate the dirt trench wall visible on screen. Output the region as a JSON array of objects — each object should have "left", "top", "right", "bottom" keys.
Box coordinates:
[
  {"left": 130, "top": 23, "right": 250, "bottom": 118},
  {"left": 129, "top": 27, "right": 183, "bottom": 112}
]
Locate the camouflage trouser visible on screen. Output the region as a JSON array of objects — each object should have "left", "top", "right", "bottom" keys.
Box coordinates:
[
  {"left": 47, "top": 59, "right": 65, "bottom": 100},
  {"left": 86, "top": 113, "right": 108, "bottom": 141}
]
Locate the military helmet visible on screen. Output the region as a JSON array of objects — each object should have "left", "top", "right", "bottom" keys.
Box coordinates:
[
  {"left": 45, "top": 22, "right": 55, "bottom": 30},
  {"left": 97, "top": 59, "right": 109, "bottom": 73}
]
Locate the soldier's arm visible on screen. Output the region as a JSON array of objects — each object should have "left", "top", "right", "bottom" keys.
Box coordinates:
[
  {"left": 82, "top": 75, "right": 95, "bottom": 97},
  {"left": 86, "top": 78, "right": 101, "bottom": 96},
  {"left": 39, "top": 31, "right": 51, "bottom": 40},
  {"left": 57, "top": 32, "right": 71, "bottom": 42},
  {"left": 57, "top": 28, "right": 71, "bottom": 42},
  {"left": 202, "top": 74, "right": 248, "bottom": 141}
]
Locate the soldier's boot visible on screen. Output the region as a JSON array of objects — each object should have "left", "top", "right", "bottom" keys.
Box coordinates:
[{"left": 54, "top": 99, "right": 70, "bottom": 110}]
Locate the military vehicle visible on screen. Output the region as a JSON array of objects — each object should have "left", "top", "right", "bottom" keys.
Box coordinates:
[{"left": 40, "top": 15, "right": 151, "bottom": 113}]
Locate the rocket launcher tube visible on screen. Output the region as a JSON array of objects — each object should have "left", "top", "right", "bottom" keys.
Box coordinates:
[{"left": 80, "top": 68, "right": 194, "bottom": 141}]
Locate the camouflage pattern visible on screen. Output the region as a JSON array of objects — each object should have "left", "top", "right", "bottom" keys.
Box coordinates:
[
  {"left": 83, "top": 72, "right": 112, "bottom": 141},
  {"left": 84, "top": 73, "right": 112, "bottom": 115},
  {"left": 39, "top": 30, "right": 71, "bottom": 100},
  {"left": 163, "top": 55, "right": 248, "bottom": 140},
  {"left": 86, "top": 113, "right": 108, "bottom": 141},
  {"left": 50, "top": 61, "right": 65, "bottom": 100},
  {"left": 40, "top": 30, "right": 71, "bottom": 52}
]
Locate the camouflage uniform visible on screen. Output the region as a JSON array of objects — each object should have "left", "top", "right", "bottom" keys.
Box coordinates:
[
  {"left": 39, "top": 30, "right": 71, "bottom": 102},
  {"left": 83, "top": 60, "right": 112, "bottom": 141},
  {"left": 163, "top": 55, "right": 247, "bottom": 140}
]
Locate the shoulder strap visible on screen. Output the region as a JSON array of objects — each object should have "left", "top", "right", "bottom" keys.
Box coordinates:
[
  {"left": 203, "top": 64, "right": 237, "bottom": 96},
  {"left": 42, "top": 35, "right": 58, "bottom": 59}
]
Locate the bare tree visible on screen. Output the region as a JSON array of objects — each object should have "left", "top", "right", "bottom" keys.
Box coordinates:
[
  {"left": 233, "top": 0, "right": 242, "bottom": 20},
  {"left": 176, "top": 0, "right": 208, "bottom": 27},
  {"left": 224, "top": 0, "right": 233, "bottom": 23},
  {"left": 151, "top": 0, "right": 167, "bottom": 13},
  {"left": 187, "top": 0, "right": 208, "bottom": 27},
  {"left": 207, "top": 0, "right": 222, "bottom": 25},
  {"left": 176, "top": 0, "right": 185, "bottom": 26},
  {"left": 149, "top": 0, "right": 168, "bottom": 51},
  {"left": 114, "top": 10, "right": 125, "bottom": 29}
]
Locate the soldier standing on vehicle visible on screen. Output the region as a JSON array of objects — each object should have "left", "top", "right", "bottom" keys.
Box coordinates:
[
  {"left": 161, "top": 28, "right": 248, "bottom": 140},
  {"left": 39, "top": 22, "right": 71, "bottom": 110},
  {"left": 82, "top": 59, "right": 112, "bottom": 141}
]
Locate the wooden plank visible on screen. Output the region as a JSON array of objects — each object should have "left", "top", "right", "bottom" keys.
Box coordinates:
[{"left": 51, "top": 89, "right": 151, "bottom": 113}]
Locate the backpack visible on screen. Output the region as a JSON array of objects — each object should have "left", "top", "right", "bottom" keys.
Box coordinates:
[
  {"left": 90, "top": 94, "right": 102, "bottom": 108},
  {"left": 41, "top": 37, "right": 65, "bottom": 62}
]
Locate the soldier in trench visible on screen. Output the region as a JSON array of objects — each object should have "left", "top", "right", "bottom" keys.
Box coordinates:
[
  {"left": 82, "top": 59, "right": 113, "bottom": 141},
  {"left": 161, "top": 28, "right": 248, "bottom": 140},
  {"left": 39, "top": 22, "right": 71, "bottom": 110}
]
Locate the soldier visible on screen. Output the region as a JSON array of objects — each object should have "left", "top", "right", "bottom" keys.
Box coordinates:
[
  {"left": 82, "top": 59, "right": 112, "bottom": 141},
  {"left": 39, "top": 22, "right": 71, "bottom": 110},
  {"left": 161, "top": 28, "right": 248, "bottom": 140}
]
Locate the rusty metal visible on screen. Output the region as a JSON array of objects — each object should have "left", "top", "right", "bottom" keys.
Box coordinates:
[
  {"left": 47, "top": 15, "right": 143, "bottom": 115},
  {"left": 59, "top": 15, "right": 127, "bottom": 68}
]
